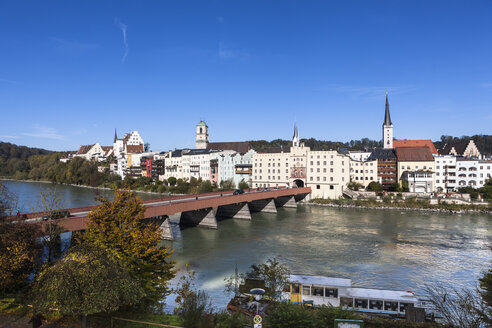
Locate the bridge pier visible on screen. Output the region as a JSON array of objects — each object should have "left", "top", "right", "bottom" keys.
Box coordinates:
[
  {"left": 294, "top": 193, "right": 310, "bottom": 203},
  {"left": 248, "top": 198, "right": 277, "bottom": 214},
  {"left": 143, "top": 215, "right": 174, "bottom": 240},
  {"left": 216, "top": 202, "right": 252, "bottom": 220},
  {"left": 180, "top": 207, "right": 218, "bottom": 229},
  {"left": 274, "top": 196, "right": 297, "bottom": 208}
]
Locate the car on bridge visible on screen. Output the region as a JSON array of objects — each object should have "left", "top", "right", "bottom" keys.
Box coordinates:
[
  {"left": 233, "top": 189, "right": 245, "bottom": 195},
  {"left": 42, "top": 210, "right": 71, "bottom": 221}
]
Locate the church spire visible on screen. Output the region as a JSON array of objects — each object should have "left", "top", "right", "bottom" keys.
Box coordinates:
[
  {"left": 292, "top": 121, "right": 300, "bottom": 147},
  {"left": 114, "top": 128, "right": 118, "bottom": 143},
  {"left": 384, "top": 91, "right": 392, "bottom": 126}
]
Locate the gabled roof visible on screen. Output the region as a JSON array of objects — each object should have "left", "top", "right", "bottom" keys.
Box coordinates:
[
  {"left": 126, "top": 144, "right": 144, "bottom": 153},
  {"left": 439, "top": 141, "right": 469, "bottom": 156},
  {"left": 207, "top": 141, "right": 252, "bottom": 154},
  {"left": 77, "top": 144, "right": 94, "bottom": 154},
  {"left": 396, "top": 147, "right": 434, "bottom": 161},
  {"left": 368, "top": 148, "right": 396, "bottom": 160},
  {"left": 393, "top": 139, "right": 437, "bottom": 154}
]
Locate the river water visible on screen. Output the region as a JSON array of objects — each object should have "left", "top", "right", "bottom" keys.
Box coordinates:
[{"left": 2, "top": 180, "right": 491, "bottom": 309}]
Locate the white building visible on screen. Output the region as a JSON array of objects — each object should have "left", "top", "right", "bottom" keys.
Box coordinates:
[
  {"left": 195, "top": 121, "right": 209, "bottom": 149},
  {"left": 434, "top": 155, "right": 457, "bottom": 192},
  {"left": 349, "top": 158, "right": 378, "bottom": 187}
]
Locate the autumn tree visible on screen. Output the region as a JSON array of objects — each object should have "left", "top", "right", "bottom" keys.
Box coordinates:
[
  {"left": 83, "top": 189, "right": 175, "bottom": 309},
  {"left": 32, "top": 244, "right": 145, "bottom": 328},
  {"left": 0, "top": 183, "right": 42, "bottom": 295}
]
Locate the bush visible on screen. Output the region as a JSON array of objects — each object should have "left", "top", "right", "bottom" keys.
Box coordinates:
[
  {"left": 366, "top": 181, "right": 382, "bottom": 191},
  {"left": 314, "top": 305, "right": 359, "bottom": 328},
  {"left": 266, "top": 302, "right": 315, "bottom": 328},
  {"left": 238, "top": 179, "right": 249, "bottom": 190},
  {"left": 213, "top": 311, "right": 246, "bottom": 328},
  {"left": 347, "top": 181, "right": 363, "bottom": 191}
]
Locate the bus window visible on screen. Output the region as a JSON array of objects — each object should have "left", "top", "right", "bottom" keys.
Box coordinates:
[
  {"left": 369, "top": 300, "right": 383, "bottom": 310},
  {"left": 302, "top": 285, "right": 311, "bottom": 296},
  {"left": 313, "top": 286, "right": 323, "bottom": 296},
  {"left": 340, "top": 297, "right": 353, "bottom": 308},
  {"left": 399, "top": 302, "right": 412, "bottom": 313},
  {"left": 324, "top": 288, "right": 338, "bottom": 298},
  {"left": 384, "top": 301, "right": 398, "bottom": 312},
  {"left": 292, "top": 284, "right": 300, "bottom": 294},
  {"left": 283, "top": 284, "right": 290, "bottom": 292},
  {"left": 355, "top": 299, "right": 368, "bottom": 309}
]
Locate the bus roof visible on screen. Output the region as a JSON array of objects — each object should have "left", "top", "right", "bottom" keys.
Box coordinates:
[{"left": 289, "top": 274, "right": 352, "bottom": 287}]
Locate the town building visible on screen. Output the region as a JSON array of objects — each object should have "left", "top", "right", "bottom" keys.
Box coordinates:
[
  {"left": 367, "top": 148, "right": 397, "bottom": 190},
  {"left": 434, "top": 155, "right": 457, "bottom": 192},
  {"left": 396, "top": 147, "right": 435, "bottom": 193},
  {"left": 393, "top": 139, "right": 438, "bottom": 154},
  {"left": 349, "top": 158, "right": 378, "bottom": 187},
  {"left": 438, "top": 140, "right": 481, "bottom": 158}
]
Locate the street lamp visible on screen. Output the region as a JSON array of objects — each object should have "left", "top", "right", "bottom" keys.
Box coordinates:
[{"left": 249, "top": 288, "right": 265, "bottom": 315}]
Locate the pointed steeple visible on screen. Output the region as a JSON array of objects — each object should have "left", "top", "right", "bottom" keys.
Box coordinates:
[
  {"left": 384, "top": 91, "right": 392, "bottom": 126},
  {"left": 292, "top": 121, "right": 300, "bottom": 147},
  {"left": 114, "top": 128, "right": 118, "bottom": 143}
]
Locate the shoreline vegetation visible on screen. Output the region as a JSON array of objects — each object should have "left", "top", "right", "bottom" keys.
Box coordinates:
[
  {"left": 2, "top": 178, "right": 491, "bottom": 215},
  {"left": 309, "top": 198, "right": 492, "bottom": 215}
]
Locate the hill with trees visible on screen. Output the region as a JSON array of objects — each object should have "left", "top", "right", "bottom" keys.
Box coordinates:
[{"left": 0, "top": 142, "right": 53, "bottom": 177}]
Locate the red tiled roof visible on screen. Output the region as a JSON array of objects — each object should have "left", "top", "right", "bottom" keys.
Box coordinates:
[
  {"left": 207, "top": 142, "right": 252, "bottom": 154},
  {"left": 126, "top": 144, "right": 144, "bottom": 153},
  {"left": 393, "top": 140, "right": 437, "bottom": 154},
  {"left": 396, "top": 147, "right": 434, "bottom": 161},
  {"left": 101, "top": 146, "right": 113, "bottom": 151},
  {"left": 77, "top": 144, "right": 94, "bottom": 154}
]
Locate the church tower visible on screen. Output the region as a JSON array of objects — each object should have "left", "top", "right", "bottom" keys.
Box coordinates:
[
  {"left": 292, "top": 121, "right": 300, "bottom": 147},
  {"left": 196, "top": 120, "right": 209, "bottom": 149},
  {"left": 382, "top": 92, "right": 393, "bottom": 149}
]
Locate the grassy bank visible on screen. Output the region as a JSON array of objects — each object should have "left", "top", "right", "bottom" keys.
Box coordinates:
[{"left": 310, "top": 197, "right": 492, "bottom": 214}]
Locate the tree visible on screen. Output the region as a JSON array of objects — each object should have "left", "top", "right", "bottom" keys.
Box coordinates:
[
  {"left": 347, "top": 181, "right": 363, "bottom": 191},
  {"left": 425, "top": 283, "right": 482, "bottom": 328},
  {"left": 83, "top": 189, "right": 175, "bottom": 309},
  {"left": 32, "top": 244, "right": 145, "bottom": 328},
  {"left": 0, "top": 182, "right": 42, "bottom": 295},
  {"left": 245, "top": 258, "right": 290, "bottom": 301},
  {"left": 35, "top": 186, "right": 67, "bottom": 263},
  {"left": 168, "top": 177, "right": 177, "bottom": 187},
  {"left": 175, "top": 264, "right": 212, "bottom": 328},
  {"left": 477, "top": 264, "right": 492, "bottom": 325},
  {"left": 366, "top": 181, "right": 382, "bottom": 191},
  {"left": 0, "top": 221, "right": 42, "bottom": 295},
  {"left": 238, "top": 179, "right": 249, "bottom": 190},
  {"left": 219, "top": 179, "right": 235, "bottom": 191},
  {"left": 198, "top": 180, "right": 213, "bottom": 193},
  {"left": 144, "top": 142, "right": 151, "bottom": 152}
]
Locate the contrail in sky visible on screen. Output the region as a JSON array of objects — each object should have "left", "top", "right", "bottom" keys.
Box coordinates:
[{"left": 115, "top": 18, "right": 128, "bottom": 62}]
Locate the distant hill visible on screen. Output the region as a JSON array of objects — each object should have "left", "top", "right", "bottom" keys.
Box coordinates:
[
  {"left": 0, "top": 142, "right": 53, "bottom": 177},
  {"left": 249, "top": 135, "right": 492, "bottom": 156}
]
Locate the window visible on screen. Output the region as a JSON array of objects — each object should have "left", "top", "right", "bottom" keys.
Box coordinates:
[
  {"left": 330, "top": 177, "right": 333, "bottom": 181},
  {"left": 330, "top": 185, "right": 334, "bottom": 190},
  {"left": 384, "top": 301, "right": 398, "bottom": 312},
  {"left": 330, "top": 161, "right": 334, "bottom": 165},
  {"left": 369, "top": 300, "right": 383, "bottom": 310},
  {"left": 302, "top": 285, "right": 311, "bottom": 296},
  {"left": 355, "top": 299, "right": 368, "bottom": 309},
  {"left": 313, "top": 286, "right": 323, "bottom": 296},
  {"left": 316, "top": 185, "right": 320, "bottom": 189},
  {"left": 292, "top": 284, "right": 300, "bottom": 294},
  {"left": 324, "top": 288, "right": 338, "bottom": 297}
]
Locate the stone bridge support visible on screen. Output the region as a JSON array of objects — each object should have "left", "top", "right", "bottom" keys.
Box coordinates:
[
  {"left": 294, "top": 193, "right": 310, "bottom": 203},
  {"left": 180, "top": 207, "right": 218, "bottom": 229},
  {"left": 248, "top": 198, "right": 277, "bottom": 214},
  {"left": 216, "top": 202, "right": 251, "bottom": 220},
  {"left": 274, "top": 196, "right": 297, "bottom": 208},
  {"left": 143, "top": 215, "right": 174, "bottom": 241}
]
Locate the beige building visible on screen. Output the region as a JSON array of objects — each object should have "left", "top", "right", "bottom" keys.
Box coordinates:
[
  {"left": 396, "top": 147, "right": 435, "bottom": 192},
  {"left": 349, "top": 158, "right": 378, "bottom": 187},
  {"left": 251, "top": 124, "right": 350, "bottom": 199}
]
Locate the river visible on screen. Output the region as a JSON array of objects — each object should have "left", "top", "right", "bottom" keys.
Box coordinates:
[{"left": 2, "top": 180, "right": 491, "bottom": 310}]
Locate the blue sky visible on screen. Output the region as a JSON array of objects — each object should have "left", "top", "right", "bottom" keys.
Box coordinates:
[{"left": 0, "top": 1, "right": 491, "bottom": 151}]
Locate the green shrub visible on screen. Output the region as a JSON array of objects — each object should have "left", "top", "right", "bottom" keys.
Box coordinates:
[
  {"left": 266, "top": 302, "right": 315, "bottom": 328},
  {"left": 313, "top": 305, "right": 359, "bottom": 328}
]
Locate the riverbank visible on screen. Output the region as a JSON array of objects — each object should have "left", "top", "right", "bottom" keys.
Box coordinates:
[
  {"left": 0, "top": 178, "right": 169, "bottom": 196},
  {"left": 308, "top": 198, "right": 492, "bottom": 215}
]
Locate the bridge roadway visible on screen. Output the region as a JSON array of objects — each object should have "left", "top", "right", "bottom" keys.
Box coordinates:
[{"left": 14, "top": 187, "right": 311, "bottom": 240}]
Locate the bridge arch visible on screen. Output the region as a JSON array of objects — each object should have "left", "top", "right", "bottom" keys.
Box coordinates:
[{"left": 293, "top": 179, "right": 305, "bottom": 188}]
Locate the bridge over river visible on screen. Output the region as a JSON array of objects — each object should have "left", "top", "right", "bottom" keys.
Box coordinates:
[{"left": 11, "top": 187, "right": 311, "bottom": 240}]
